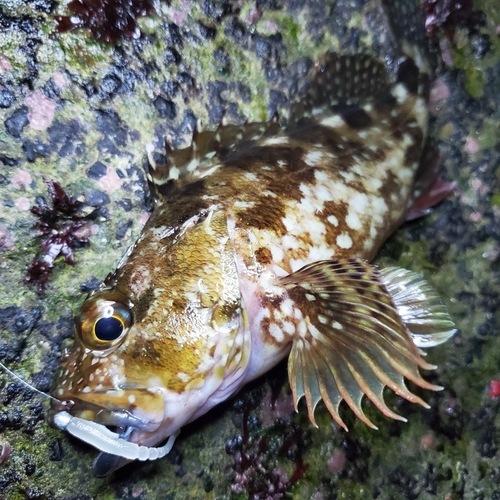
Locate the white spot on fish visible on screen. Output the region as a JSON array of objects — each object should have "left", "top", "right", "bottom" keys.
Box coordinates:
[
  {"left": 234, "top": 200, "right": 256, "bottom": 208},
  {"left": 168, "top": 166, "right": 180, "bottom": 180},
  {"left": 296, "top": 320, "right": 307, "bottom": 338},
  {"left": 320, "top": 115, "right": 344, "bottom": 128},
  {"left": 349, "top": 192, "right": 369, "bottom": 213},
  {"left": 282, "top": 321, "right": 295, "bottom": 335},
  {"left": 393, "top": 83, "right": 409, "bottom": 103},
  {"left": 269, "top": 323, "right": 284, "bottom": 342},
  {"left": 262, "top": 136, "right": 289, "bottom": 146},
  {"left": 244, "top": 172, "right": 258, "bottom": 181},
  {"left": 186, "top": 158, "right": 199, "bottom": 172},
  {"left": 327, "top": 215, "right": 339, "bottom": 226},
  {"left": 304, "top": 150, "right": 324, "bottom": 166},
  {"left": 270, "top": 244, "right": 284, "bottom": 263},
  {"left": 345, "top": 210, "right": 362, "bottom": 230},
  {"left": 372, "top": 196, "right": 388, "bottom": 214},
  {"left": 336, "top": 233, "right": 353, "bottom": 249}
]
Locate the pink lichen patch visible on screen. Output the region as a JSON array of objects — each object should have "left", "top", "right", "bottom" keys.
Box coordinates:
[
  {"left": 439, "top": 39, "right": 453, "bottom": 66},
  {"left": 0, "top": 55, "right": 13, "bottom": 72},
  {"left": 260, "top": 392, "right": 295, "bottom": 428},
  {"left": 11, "top": 170, "right": 33, "bottom": 189},
  {"left": 489, "top": 380, "right": 500, "bottom": 398},
  {"left": 488, "top": 380, "right": 500, "bottom": 398},
  {"left": 171, "top": 9, "right": 188, "bottom": 25},
  {"left": 15, "top": 197, "right": 31, "bottom": 211},
  {"left": 327, "top": 449, "right": 346, "bottom": 475},
  {"left": 139, "top": 211, "right": 151, "bottom": 226},
  {"left": 72, "top": 223, "right": 99, "bottom": 241},
  {"left": 470, "top": 211, "right": 482, "bottom": 222},
  {"left": 98, "top": 167, "right": 123, "bottom": 193},
  {"left": 131, "top": 486, "right": 144, "bottom": 498},
  {"left": 24, "top": 90, "right": 56, "bottom": 131},
  {"left": 471, "top": 177, "right": 489, "bottom": 196},
  {"left": 420, "top": 433, "right": 434, "bottom": 450},
  {"left": 312, "top": 492, "right": 325, "bottom": 500},
  {"left": 465, "top": 136, "right": 479, "bottom": 154},
  {"left": 263, "top": 20, "right": 278, "bottom": 33},
  {"left": 52, "top": 71, "right": 70, "bottom": 90},
  {"left": 0, "top": 225, "right": 15, "bottom": 251},
  {"left": 0, "top": 442, "right": 12, "bottom": 464},
  {"left": 430, "top": 78, "right": 450, "bottom": 109},
  {"left": 245, "top": 7, "right": 261, "bottom": 25}
]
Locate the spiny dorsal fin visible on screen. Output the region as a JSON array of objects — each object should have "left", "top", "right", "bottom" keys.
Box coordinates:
[
  {"left": 278, "top": 259, "right": 448, "bottom": 430},
  {"left": 146, "top": 119, "right": 282, "bottom": 202},
  {"left": 289, "top": 53, "right": 391, "bottom": 123}
]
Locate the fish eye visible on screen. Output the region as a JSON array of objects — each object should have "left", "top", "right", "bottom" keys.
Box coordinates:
[
  {"left": 94, "top": 315, "right": 124, "bottom": 341},
  {"left": 75, "top": 291, "right": 133, "bottom": 350}
]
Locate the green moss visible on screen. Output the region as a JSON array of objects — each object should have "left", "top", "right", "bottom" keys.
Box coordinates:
[
  {"left": 478, "top": 117, "right": 500, "bottom": 150},
  {"left": 445, "top": 0, "right": 500, "bottom": 98}
]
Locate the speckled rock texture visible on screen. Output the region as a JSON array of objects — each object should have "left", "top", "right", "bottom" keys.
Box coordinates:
[{"left": 0, "top": 0, "right": 499, "bottom": 499}]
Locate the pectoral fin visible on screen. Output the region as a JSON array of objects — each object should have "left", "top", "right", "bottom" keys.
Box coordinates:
[
  {"left": 278, "top": 259, "right": 453, "bottom": 430},
  {"left": 379, "top": 267, "right": 456, "bottom": 348}
]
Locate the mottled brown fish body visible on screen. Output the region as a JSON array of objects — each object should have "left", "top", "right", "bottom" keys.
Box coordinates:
[{"left": 50, "top": 0, "right": 456, "bottom": 476}]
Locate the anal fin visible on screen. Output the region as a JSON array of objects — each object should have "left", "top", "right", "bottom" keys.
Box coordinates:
[{"left": 278, "top": 258, "right": 454, "bottom": 430}]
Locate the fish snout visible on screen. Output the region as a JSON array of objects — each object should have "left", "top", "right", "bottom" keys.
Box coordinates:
[{"left": 48, "top": 386, "right": 167, "bottom": 435}]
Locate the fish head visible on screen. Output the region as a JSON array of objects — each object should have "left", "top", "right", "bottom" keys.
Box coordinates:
[
  {"left": 50, "top": 289, "right": 168, "bottom": 440},
  {"left": 49, "top": 208, "right": 248, "bottom": 458}
]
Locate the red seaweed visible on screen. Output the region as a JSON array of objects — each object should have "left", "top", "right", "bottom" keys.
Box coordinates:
[
  {"left": 489, "top": 380, "right": 500, "bottom": 399},
  {"left": 54, "top": 0, "right": 155, "bottom": 44},
  {"left": 226, "top": 403, "right": 310, "bottom": 499},
  {"left": 27, "top": 179, "right": 99, "bottom": 295},
  {"left": 423, "top": 0, "right": 484, "bottom": 39}
]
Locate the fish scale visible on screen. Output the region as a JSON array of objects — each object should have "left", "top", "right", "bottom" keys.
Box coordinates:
[{"left": 49, "top": 0, "right": 456, "bottom": 476}]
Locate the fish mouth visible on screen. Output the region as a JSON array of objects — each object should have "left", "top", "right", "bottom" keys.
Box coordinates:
[
  {"left": 48, "top": 385, "right": 166, "bottom": 433},
  {"left": 48, "top": 397, "right": 162, "bottom": 433},
  {"left": 48, "top": 388, "right": 174, "bottom": 476}
]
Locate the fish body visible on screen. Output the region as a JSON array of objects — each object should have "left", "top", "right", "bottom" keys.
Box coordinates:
[{"left": 50, "top": 0, "right": 455, "bottom": 475}]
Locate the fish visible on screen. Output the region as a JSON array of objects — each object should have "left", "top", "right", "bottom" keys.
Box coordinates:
[{"left": 49, "top": 0, "right": 456, "bottom": 476}]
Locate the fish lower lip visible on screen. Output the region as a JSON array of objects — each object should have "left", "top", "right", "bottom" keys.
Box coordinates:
[
  {"left": 93, "top": 451, "right": 125, "bottom": 478},
  {"left": 92, "top": 426, "right": 133, "bottom": 477},
  {"left": 48, "top": 399, "right": 161, "bottom": 433}
]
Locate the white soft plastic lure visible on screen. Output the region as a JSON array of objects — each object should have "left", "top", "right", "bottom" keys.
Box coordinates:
[
  {"left": 52, "top": 411, "right": 179, "bottom": 461},
  {"left": 0, "top": 363, "right": 179, "bottom": 465}
]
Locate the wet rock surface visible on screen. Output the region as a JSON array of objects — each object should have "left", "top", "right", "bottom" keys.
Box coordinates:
[{"left": 0, "top": 0, "right": 499, "bottom": 498}]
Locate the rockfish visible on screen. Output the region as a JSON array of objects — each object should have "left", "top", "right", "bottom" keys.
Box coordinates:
[{"left": 49, "top": 0, "right": 455, "bottom": 476}]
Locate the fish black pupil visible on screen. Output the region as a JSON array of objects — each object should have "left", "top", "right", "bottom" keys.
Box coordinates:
[{"left": 94, "top": 316, "right": 123, "bottom": 341}]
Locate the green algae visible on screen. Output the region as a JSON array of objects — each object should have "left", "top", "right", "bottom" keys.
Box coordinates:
[{"left": 445, "top": 0, "right": 500, "bottom": 98}]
